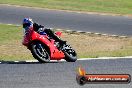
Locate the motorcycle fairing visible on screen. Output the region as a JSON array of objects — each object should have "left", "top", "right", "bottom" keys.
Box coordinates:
[{"left": 23, "top": 30, "right": 65, "bottom": 60}]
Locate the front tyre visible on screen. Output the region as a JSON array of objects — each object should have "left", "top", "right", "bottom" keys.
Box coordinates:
[
  {"left": 30, "top": 42, "right": 50, "bottom": 63},
  {"left": 62, "top": 44, "right": 77, "bottom": 62}
]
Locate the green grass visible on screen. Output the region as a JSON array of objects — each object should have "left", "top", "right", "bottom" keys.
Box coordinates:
[
  {"left": 0, "top": 24, "right": 21, "bottom": 43},
  {"left": 0, "top": 24, "right": 34, "bottom": 61},
  {"left": 0, "top": 0, "right": 132, "bottom": 14},
  {"left": 0, "top": 24, "right": 132, "bottom": 61}
]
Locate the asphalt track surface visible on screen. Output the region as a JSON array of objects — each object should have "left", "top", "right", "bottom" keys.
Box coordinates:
[
  {"left": 0, "top": 5, "right": 132, "bottom": 36},
  {"left": 0, "top": 58, "right": 132, "bottom": 88},
  {"left": 0, "top": 5, "right": 132, "bottom": 88}
]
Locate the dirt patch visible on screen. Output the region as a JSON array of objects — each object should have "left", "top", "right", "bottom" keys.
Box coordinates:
[{"left": 62, "top": 32, "right": 132, "bottom": 57}]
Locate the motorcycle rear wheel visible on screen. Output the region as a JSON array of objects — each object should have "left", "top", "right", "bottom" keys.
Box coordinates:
[{"left": 30, "top": 42, "right": 50, "bottom": 63}]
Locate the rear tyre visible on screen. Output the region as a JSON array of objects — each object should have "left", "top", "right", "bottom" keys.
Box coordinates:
[{"left": 30, "top": 42, "right": 50, "bottom": 63}]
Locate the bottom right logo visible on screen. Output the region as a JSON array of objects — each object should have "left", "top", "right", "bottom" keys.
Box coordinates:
[{"left": 76, "top": 67, "right": 131, "bottom": 85}]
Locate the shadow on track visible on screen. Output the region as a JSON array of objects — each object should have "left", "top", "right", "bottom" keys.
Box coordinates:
[{"left": 0, "top": 60, "right": 66, "bottom": 64}]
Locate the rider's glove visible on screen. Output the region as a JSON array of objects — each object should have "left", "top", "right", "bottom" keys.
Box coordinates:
[{"left": 38, "top": 28, "right": 46, "bottom": 35}]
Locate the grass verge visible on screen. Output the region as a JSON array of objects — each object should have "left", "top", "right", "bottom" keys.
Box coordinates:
[
  {"left": 0, "top": 0, "right": 132, "bottom": 15},
  {"left": 0, "top": 24, "right": 132, "bottom": 61}
]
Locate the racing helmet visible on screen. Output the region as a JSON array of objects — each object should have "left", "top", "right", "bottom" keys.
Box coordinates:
[{"left": 22, "top": 17, "right": 33, "bottom": 29}]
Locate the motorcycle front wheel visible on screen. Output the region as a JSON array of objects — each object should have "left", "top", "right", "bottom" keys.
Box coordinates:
[
  {"left": 30, "top": 42, "right": 50, "bottom": 63},
  {"left": 62, "top": 44, "right": 77, "bottom": 62}
]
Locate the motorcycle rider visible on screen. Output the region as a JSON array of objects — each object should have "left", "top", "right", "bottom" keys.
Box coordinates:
[{"left": 22, "top": 17, "right": 66, "bottom": 46}]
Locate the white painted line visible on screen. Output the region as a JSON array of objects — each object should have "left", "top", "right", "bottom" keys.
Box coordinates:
[
  {"left": 0, "top": 56, "right": 131, "bottom": 64},
  {"left": 25, "top": 60, "right": 38, "bottom": 62},
  {"left": 124, "top": 56, "right": 132, "bottom": 58},
  {"left": 23, "top": 56, "right": 132, "bottom": 62},
  {"left": 14, "top": 61, "right": 19, "bottom": 62},
  {"left": 76, "top": 31, "right": 86, "bottom": 33},
  {"left": 111, "top": 35, "right": 118, "bottom": 37},
  {"left": 94, "top": 33, "right": 101, "bottom": 35},
  {"left": 102, "top": 34, "right": 108, "bottom": 36},
  {"left": 65, "top": 30, "right": 72, "bottom": 32},
  {"left": 25, "top": 59, "right": 66, "bottom": 62},
  {"left": 76, "top": 31, "right": 83, "bottom": 33},
  {"left": 86, "top": 32, "right": 92, "bottom": 34},
  {"left": 7, "top": 24, "right": 14, "bottom": 25},
  {"left": 79, "top": 56, "right": 132, "bottom": 60},
  {"left": 51, "top": 59, "right": 66, "bottom": 62}
]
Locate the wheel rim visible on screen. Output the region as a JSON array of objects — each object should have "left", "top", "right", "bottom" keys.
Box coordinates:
[
  {"left": 33, "top": 43, "right": 49, "bottom": 61},
  {"left": 62, "top": 45, "right": 77, "bottom": 57},
  {"left": 66, "top": 49, "right": 76, "bottom": 57}
]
